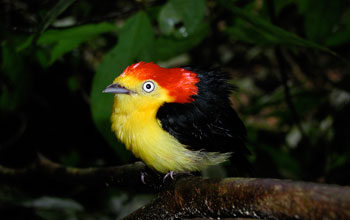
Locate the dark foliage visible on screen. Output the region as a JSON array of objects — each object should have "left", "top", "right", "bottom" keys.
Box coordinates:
[{"left": 1, "top": 0, "right": 349, "bottom": 219}]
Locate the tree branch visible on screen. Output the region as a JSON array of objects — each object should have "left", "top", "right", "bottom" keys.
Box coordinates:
[
  {"left": 124, "top": 176, "right": 350, "bottom": 220},
  {"left": 1, "top": 156, "right": 350, "bottom": 219},
  {"left": 0, "top": 154, "right": 161, "bottom": 193}
]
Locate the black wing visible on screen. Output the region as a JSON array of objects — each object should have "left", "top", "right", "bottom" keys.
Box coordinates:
[{"left": 157, "top": 67, "right": 251, "bottom": 175}]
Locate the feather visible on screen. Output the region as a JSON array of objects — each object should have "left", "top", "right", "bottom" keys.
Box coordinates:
[{"left": 157, "top": 67, "right": 251, "bottom": 175}]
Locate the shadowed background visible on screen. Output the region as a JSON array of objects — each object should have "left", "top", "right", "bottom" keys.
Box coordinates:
[{"left": 1, "top": 0, "right": 349, "bottom": 219}]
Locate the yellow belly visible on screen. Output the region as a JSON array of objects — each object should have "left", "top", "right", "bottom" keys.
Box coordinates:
[{"left": 111, "top": 95, "right": 230, "bottom": 173}]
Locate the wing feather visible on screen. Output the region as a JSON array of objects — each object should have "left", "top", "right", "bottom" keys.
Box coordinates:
[{"left": 157, "top": 67, "right": 250, "bottom": 166}]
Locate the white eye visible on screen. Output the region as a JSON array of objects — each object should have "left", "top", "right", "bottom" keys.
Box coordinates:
[{"left": 142, "top": 81, "right": 155, "bottom": 93}]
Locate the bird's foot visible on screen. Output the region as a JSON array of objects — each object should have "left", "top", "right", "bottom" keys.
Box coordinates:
[
  {"left": 140, "top": 167, "right": 163, "bottom": 186},
  {"left": 140, "top": 170, "right": 148, "bottom": 184},
  {"left": 163, "top": 171, "right": 176, "bottom": 182}
]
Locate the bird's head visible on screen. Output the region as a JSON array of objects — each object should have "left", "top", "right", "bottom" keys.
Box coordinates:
[{"left": 103, "top": 62, "right": 199, "bottom": 110}]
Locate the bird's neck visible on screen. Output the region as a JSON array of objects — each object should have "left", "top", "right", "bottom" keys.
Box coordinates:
[{"left": 111, "top": 94, "right": 163, "bottom": 152}]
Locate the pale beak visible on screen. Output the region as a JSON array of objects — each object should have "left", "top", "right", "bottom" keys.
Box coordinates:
[{"left": 102, "top": 83, "right": 131, "bottom": 94}]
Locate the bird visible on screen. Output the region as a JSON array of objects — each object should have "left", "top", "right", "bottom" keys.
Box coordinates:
[{"left": 103, "top": 61, "right": 250, "bottom": 176}]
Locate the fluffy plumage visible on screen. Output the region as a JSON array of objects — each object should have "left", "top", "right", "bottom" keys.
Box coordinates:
[{"left": 104, "top": 62, "right": 250, "bottom": 174}]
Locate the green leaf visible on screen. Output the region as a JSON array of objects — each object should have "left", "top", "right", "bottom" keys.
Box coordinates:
[
  {"left": 158, "top": 0, "right": 206, "bottom": 37},
  {"left": 16, "top": 35, "right": 34, "bottom": 51},
  {"left": 158, "top": 1, "right": 182, "bottom": 35},
  {"left": 1, "top": 39, "right": 29, "bottom": 111},
  {"left": 90, "top": 12, "right": 154, "bottom": 160},
  {"left": 37, "top": 22, "right": 117, "bottom": 45},
  {"left": 220, "top": 0, "right": 339, "bottom": 57},
  {"left": 38, "top": 22, "right": 118, "bottom": 65},
  {"left": 34, "top": 0, "right": 77, "bottom": 42},
  {"left": 155, "top": 23, "right": 209, "bottom": 61},
  {"left": 18, "top": 22, "right": 118, "bottom": 65},
  {"left": 324, "top": 9, "right": 350, "bottom": 47},
  {"left": 35, "top": 49, "right": 50, "bottom": 68},
  {"left": 300, "top": 0, "right": 341, "bottom": 42},
  {"left": 171, "top": 0, "right": 206, "bottom": 35},
  {"left": 325, "top": 30, "right": 350, "bottom": 47},
  {"left": 227, "top": 22, "right": 281, "bottom": 45}
]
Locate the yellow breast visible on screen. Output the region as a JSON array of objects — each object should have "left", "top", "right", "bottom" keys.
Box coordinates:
[{"left": 111, "top": 94, "right": 231, "bottom": 173}]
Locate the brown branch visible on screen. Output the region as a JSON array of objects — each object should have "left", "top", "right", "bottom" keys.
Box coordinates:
[
  {"left": 123, "top": 176, "right": 350, "bottom": 220},
  {"left": 0, "top": 155, "right": 162, "bottom": 193},
  {"left": 1, "top": 156, "right": 350, "bottom": 219}
]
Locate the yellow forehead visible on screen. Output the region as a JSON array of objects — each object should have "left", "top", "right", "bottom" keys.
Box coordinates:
[
  {"left": 113, "top": 75, "right": 140, "bottom": 90},
  {"left": 112, "top": 74, "right": 174, "bottom": 102}
]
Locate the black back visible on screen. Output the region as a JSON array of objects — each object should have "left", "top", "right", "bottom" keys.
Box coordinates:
[{"left": 156, "top": 66, "right": 251, "bottom": 175}]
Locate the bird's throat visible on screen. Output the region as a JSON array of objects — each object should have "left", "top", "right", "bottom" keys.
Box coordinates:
[
  {"left": 111, "top": 94, "right": 165, "bottom": 158},
  {"left": 110, "top": 95, "right": 230, "bottom": 173}
]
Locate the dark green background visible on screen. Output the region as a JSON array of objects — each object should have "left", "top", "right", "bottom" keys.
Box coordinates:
[{"left": 1, "top": 0, "right": 349, "bottom": 219}]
